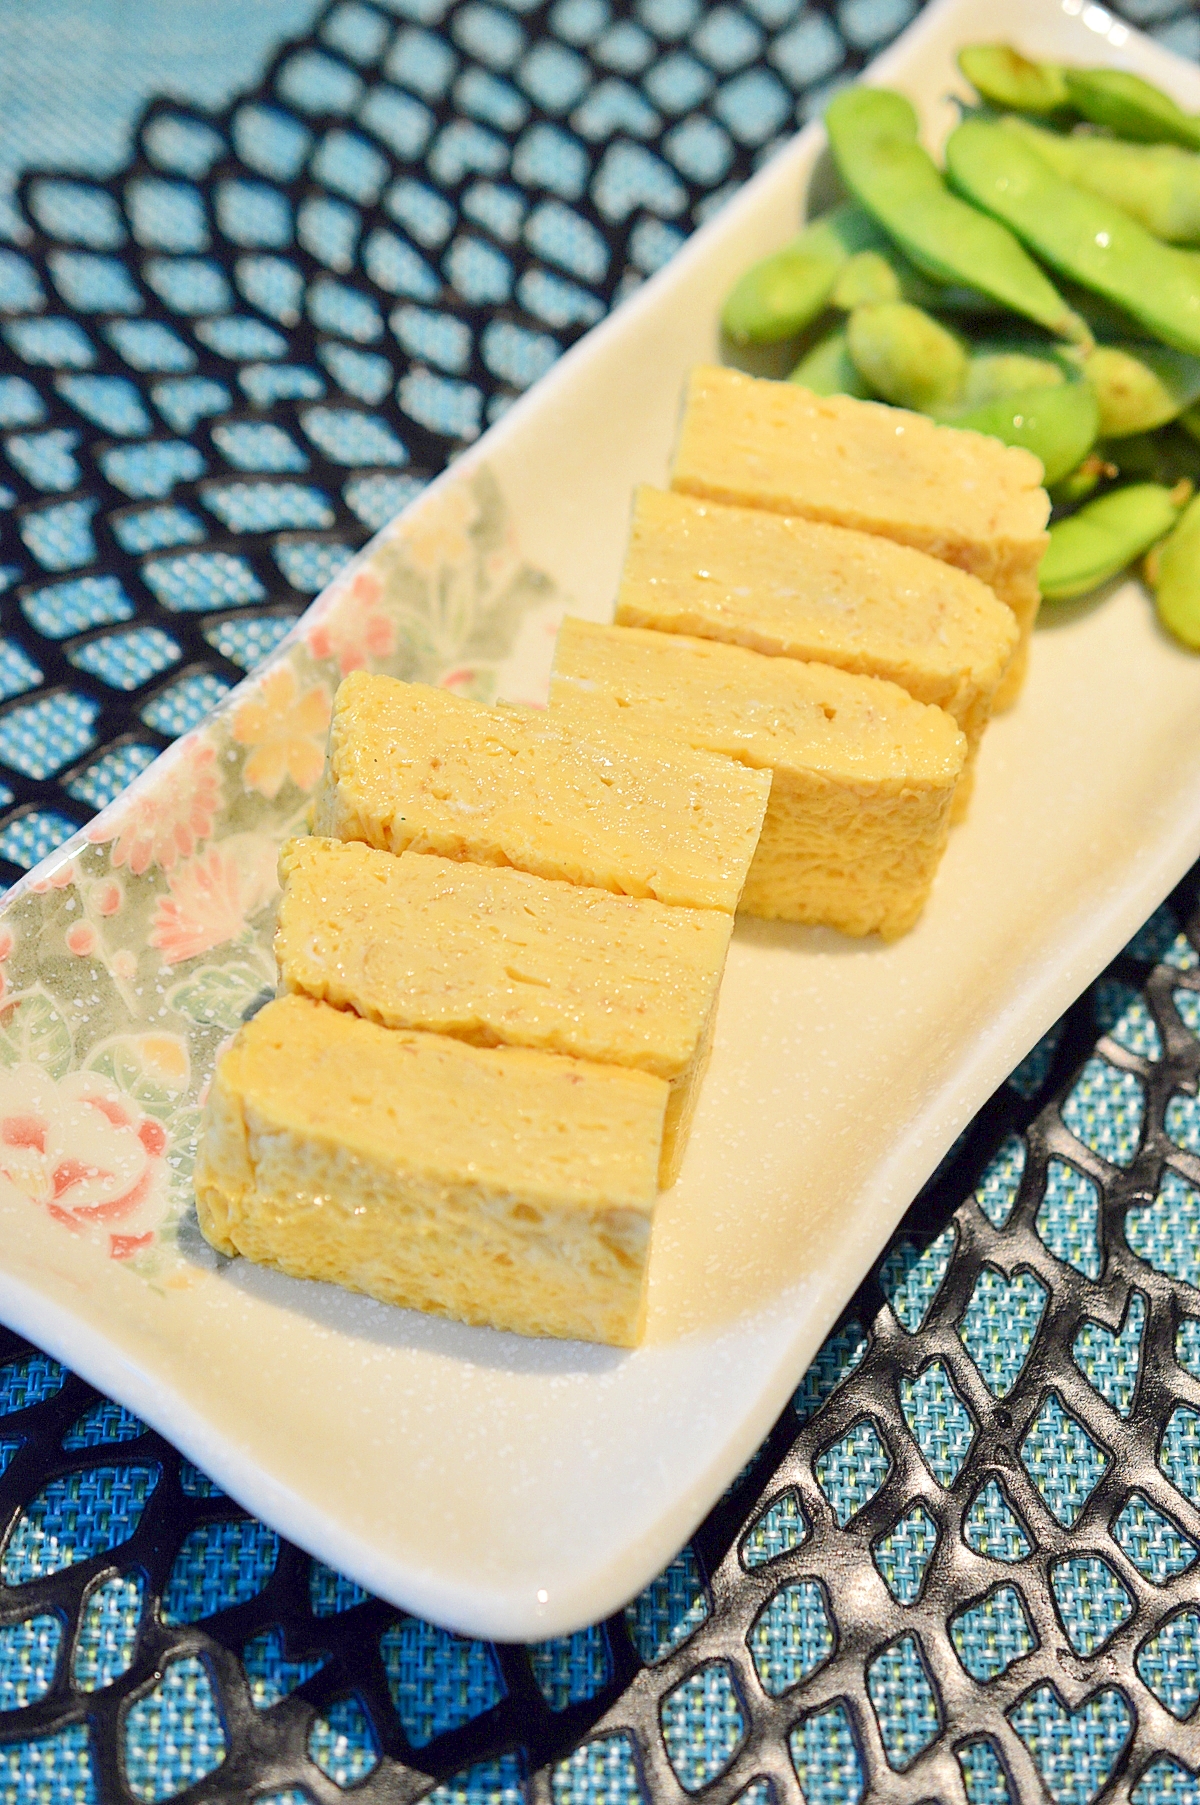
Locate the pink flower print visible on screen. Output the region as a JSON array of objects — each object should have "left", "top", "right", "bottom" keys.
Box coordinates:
[
  {"left": 232, "top": 664, "right": 331, "bottom": 800},
  {"left": 95, "top": 738, "right": 222, "bottom": 876},
  {"left": 0, "top": 1065, "right": 169, "bottom": 1258},
  {"left": 439, "top": 667, "right": 477, "bottom": 693},
  {"left": 109, "top": 1232, "right": 154, "bottom": 1259},
  {"left": 28, "top": 861, "right": 77, "bottom": 896},
  {"left": 57, "top": 877, "right": 131, "bottom": 994},
  {"left": 149, "top": 845, "right": 248, "bottom": 966},
  {"left": 0, "top": 928, "right": 12, "bottom": 1005},
  {"left": 306, "top": 570, "right": 395, "bottom": 676}
]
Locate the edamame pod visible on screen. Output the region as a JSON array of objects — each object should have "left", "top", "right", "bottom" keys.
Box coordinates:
[
  {"left": 1063, "top": 68, "right": 1200, "bottom": 151},
  {"left": 824, "top": 89, "right": 1090, "bottom": 344},
  {"left": 1040, "top": 482, "right": 1183, "bottom": 601},
  {"left": 1084, "top": 344, "right": 1200, "bottom": 437},
  {"left": 946, "top": 120, "right": 1200, "bottom": 357},
  {"left": 957, "top": 45, "right": 1070, "bottom": 117},
  {"left": 1002, "top": 116, "right": 1200, "bottom": 245},
  {"left": 922, "top": 283, "right": 1010, "bottom": 316},
  {"left": 788, "top": 328, "right": 873, "bottom": 397},
  {"left": 721, "top": 204, "right": 886, "bottom": 345},
  {"left": 846, "top": 302, "right": 967, "bottom": 412},
  {"left": 961, "top": 349, "right": 1065, "bottom": 409},
  {"left": 876, "top": 256, "right": 1002, "bottom": 316},
  {"left": 831, "top": 251, "right": 901, "bottom": 309},
  {"left": 1145, "top": 491, "right": 1200, "bottom": 648},
  {"left": 828, "top": 247, "right": 997, "bottom": 313},
  {"left": 951, "top": 382, "right": 1100, "bottom": 485}
]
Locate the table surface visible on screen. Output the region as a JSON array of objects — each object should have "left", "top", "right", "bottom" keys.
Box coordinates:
[{"left": 0, "top": 0, "right": 1199, "bottom": 1800}]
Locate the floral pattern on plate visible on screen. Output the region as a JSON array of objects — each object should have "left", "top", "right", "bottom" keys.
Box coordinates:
[{"left": 0, "top": 466, "right": 564, "bottom": 1283}]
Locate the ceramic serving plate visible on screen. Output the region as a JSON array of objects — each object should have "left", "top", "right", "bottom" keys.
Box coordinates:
[{"left": 1, "top": 0, "right": 1198, "bottom": 1643}]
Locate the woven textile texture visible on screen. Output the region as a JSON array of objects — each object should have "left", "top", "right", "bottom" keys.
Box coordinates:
[
  {"left": 1, "top": 0, "right": 1200, "bottom": 1801},
  {"left": 0, "top": 0, "right": 904, "bottom": 890}
]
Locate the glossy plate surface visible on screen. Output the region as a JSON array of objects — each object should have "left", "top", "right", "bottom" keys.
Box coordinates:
[{"left": 1, "top": 0, "right": 1198, "bottom": 1642}]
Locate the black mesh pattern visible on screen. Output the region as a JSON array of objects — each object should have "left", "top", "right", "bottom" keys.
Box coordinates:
[{"left": 0, "top": 0, "right": 880, "bottom": 887}]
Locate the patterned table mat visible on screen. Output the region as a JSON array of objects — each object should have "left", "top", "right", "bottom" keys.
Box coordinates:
[{"left": 0, "top": 0, "right": 1198, "bottom": 1800}]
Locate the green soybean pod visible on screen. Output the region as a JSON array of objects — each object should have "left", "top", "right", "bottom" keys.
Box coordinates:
[
  {"left": 721, "top": 204, "right": 886, "bottom": 345},
  {"left": 865, "top": 252, "right": 1002, "bottom": 317},
  {"left": 1063, "top": 67, "right": 1200, "bottom": 150},
  {"left": 1085, "top": 343, "right": 1200, "bottom": 437},
  {"left": 1040, "top": 482, "right": 1183, "bottom": 601},
  {"left": 957, "top": 45, "right": 1070, "bottom": 117},
  {"left": 961, "top": 348, "right": 1065, "bottom": 409},
  {"left": 846, "top": 302, "right": 967, "bottom": 412},
  {"left": 827, "top": 247, "right": 995, "bottom": 313},
  {"left": 1146, "top": 491, "right": 1200, "bottom": 648},
  {"left": 830, "top": 251, "right": 901, "bottom": 309},
  {"left": 1002, "top": 116, "right": 1200, "bottom": 245},
  {"left": 951, "top": 382, "right": 1100, "bottom": 486},
  {"left": 946, "top": 119, "right": 1200, "bottom": 357},
  {"left": 788, "top": 328, "right": 873, "bottom": 397},
  {"left": 824, "top": 88, "right": 1090, "bottom": 344}
]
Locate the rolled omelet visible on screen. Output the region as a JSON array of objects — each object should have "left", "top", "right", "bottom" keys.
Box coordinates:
[{"left": 196, "top": 994, "right": 667, "bottom": 1346}]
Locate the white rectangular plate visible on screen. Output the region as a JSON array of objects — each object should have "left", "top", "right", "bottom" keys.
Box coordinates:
[{"left": 1, "top": 0, "right": 1198, "bottom": 1643}]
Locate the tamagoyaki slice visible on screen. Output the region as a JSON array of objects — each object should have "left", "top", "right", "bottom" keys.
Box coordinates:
[
  {"left": 275, "top": 837, "right": 732, "bottom": 1187},
  {"left": 312, "top": 672, "right": 771, "bottom": 914},
  {"left": 670, "top": 365, "right": 1049, "bottom": 710},
  {"left": 550, "top": 618, "right": 966, "bottom": 940},
  {"left": 195, "top": 994, "right": 666, "bottom": 1347},
  {"left": 615, "top": 485, "right": 1016, "bottom": 790}
]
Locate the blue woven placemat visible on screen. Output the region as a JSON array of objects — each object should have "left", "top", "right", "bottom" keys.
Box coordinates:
[{"left": 0, "top": 1, "right": 1199, "bottom": 1800}]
